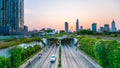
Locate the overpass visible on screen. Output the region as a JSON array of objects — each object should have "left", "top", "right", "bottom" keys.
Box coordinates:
[{"left": 42, "top": 37, "right": 78, "bottom": 46}]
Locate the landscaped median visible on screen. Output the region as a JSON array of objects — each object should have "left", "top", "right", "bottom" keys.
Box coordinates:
[
  {"left": 78, "top": 36, "right": 120, "bottom": 68},
  {"left": 58, "top": 46, "right": 62, "bottom": 68}
]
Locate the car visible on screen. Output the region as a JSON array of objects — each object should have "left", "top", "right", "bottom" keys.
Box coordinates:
[
  {"left": 38, "top": 53, "right": 42, "bottom": 58},
  {"left": 39, "top": 53, "right": 42, "bottom": 56},
  {"left": 28, "top": 60, "right": 31, "bottom": 65},
  {"left": 50, "top": 54, "right": 56, "bottom": 63}
]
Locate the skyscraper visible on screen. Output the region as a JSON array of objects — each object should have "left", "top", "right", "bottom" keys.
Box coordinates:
[
  {"left": 92, "top": 23, "right": 97, "bottom": 32},
  {"left": 99, "top": 27, "right": 104, "bottom": 32},
  {"left": 104, "top": 24, "right": 110, "bottom": 32},
  {"left": 76, "top": 19, "right": 79, "bottom": 32},
  {"left": 65, "top": 22, "right": 69, "bottom": 32},
  {"left": 111, "top": 20, "right": 116, "bottom": 32},
  {"left": 80, "top": 26, "right": 83, "bottom": 31},
  {"left": 0, "top": 0, "right": 24, "bottom": 35}
]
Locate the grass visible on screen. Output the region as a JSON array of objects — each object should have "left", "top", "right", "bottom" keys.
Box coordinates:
[
  {"left": 0, "top": 41, "right": 15, "bottom": 49},
  {"left": 87, "top": 35, "right": 120, "bottom": 41},
  {"left": 0, "top": 37, "right": 41, "bottom": 49}
]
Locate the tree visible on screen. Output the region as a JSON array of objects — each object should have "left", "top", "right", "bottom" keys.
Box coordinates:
[
  {"left": 94, "top": 40, "right": 108, "bottom": 68},
  {"left": 77, "top": 30, "right": 94, "bottom": 35},
  {"left": 59, "top": 30, "right": 66, "bottom": 34},
  {"left": 9, "top": 47, "right": 24, "bottom": 68},
  {"left": 45, "top": 30, "right": 53, "bottom": 33},
  {"left": 0, "top": 57, "right": 11, "bottom": 68}
]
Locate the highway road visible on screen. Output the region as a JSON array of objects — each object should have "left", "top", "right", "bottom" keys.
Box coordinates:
[
  {"left": 25, "top": 45, "right": 101, "bottom": 68},
  {"left": 62, "top": 45, "right": 101, "bottom": 68},
  {"left": 25, "top": 45, "right": 59, "bottom": 68}
]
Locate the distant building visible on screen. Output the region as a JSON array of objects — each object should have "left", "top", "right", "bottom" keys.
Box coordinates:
[
  {"left": 24, "top": 26, "right": 28, "bottom": 32},
  {"left": 98, "top": 29, "right": 101, "bottom": 33},
  {"left": 99, "top": 27, "right": 104, "bottom": 32},
  {"left": 39, "top": 29, "right": 46, "bottom": 36},
  {"left": 92, "top": 23, "right": 97, "bottom": 32},
  {"left": 65, "top": 22, "right": 69, "bottom": 32},
  {"left": 46, "top": 28, "right": 55, "bottom": 35},
  {"left": 80, "top": 26, "right": 83, "bottom": 31},
  {"left": 104, "top": 24, "right": 110, "bottom": 32},
  {"left": 0, "top": 0, "right": 26, "bottom": 35},
  {"left": 76, "top": 19, "right": 79, "bottom": 32},
  {"left": 111, "top": 20, "right": 117, "bottom": 32}
]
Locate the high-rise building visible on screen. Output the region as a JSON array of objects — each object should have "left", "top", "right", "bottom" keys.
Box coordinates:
[
  {"left": 80, "top": 26, "right": 83, "bottom": 31},
  {"left": 111, "top": 20, "right": 116, "bottom": 32},
  {"left": 104, "top": 24, "right": 110, "bottom": 32},
  {"left": 0, "top": 0, "right": 25, "bottom": 35},
  {"left": 99, "top": 27, "right": 104, "bottom": 32},
  {"left": 92, "top": 23, "right": 97, "bottom": 32},
  {"left": 65, "top": 22, "right": 69, "bottom": 32},
  {"left": 76, "top": 19, "right": 79, "bottom": 32},
  {"left": 24, "top": 26, "right": 28, "bottom": 32}
]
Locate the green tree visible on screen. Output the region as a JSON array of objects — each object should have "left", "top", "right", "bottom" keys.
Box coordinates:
[
  {"left": 77, "top": 30, "right": 94, "bottom": 35},
  {"left": 9, "top": 47, "right": 24, "bottom": 68},
  {"left": 94, "top": 40, "right": 108, "bottom": 68},
  {"left": 0, "top": 57, "right": 11, "bottom": 68}
]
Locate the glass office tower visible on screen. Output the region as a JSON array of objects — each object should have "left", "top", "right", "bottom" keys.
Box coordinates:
[
  {"left": 0, "top": 0, "right": 24, "bottom": 35},
  {"left": 65, "top": 22, "right": 69, "bottom": 32},
  {"left": 76, "top": 19, "right": 79, "bottom": 32}
]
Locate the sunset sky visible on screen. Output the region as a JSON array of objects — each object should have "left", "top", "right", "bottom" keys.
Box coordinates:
[{"left": 24, "top": 0, "right": 120, "bottom": 31}]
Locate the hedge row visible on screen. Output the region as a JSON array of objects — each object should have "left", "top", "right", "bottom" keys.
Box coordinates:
[
  {"left": 58, "top": 46, "right": 62, "bottom": 68},
  {"left": 0, "top": 45, "right": 41, "bottom": 68},
  {"left": 0, "top": 37, "right": 41, "bottom": 49},
  {"left": 78, "top": 36, "right": 120, "bottom": 68}
]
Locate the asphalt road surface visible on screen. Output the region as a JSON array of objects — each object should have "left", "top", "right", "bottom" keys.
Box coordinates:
[
  {"left": 25, "top": 45, "right": 59, "bottom": 68},
  {"left": 25, "top": 45, "right": 101, "bottom": 68},
  {"left": 62, "top": 45, "right": 100, "bottom": 68}
]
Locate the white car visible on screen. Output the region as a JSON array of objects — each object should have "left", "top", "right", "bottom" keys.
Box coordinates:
[{"left": 50, "top": 55, "right": 56, "bottom": 63}]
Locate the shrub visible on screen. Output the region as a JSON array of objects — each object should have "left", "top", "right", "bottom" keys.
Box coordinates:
[
  {"left": 0, "top": 57, "right": 11, "bottom": 68},
  {"left": 78, "top": 36, "right": 120, "bottom": 68},
  {"left": 94, "top": 40, "right": 108, "bottom": 68},
  {"left": 9, "top": 45, "right": 41, "bottom": 68},
  {"left": 0, "top": 37, "right": 41, "bottom": 49},
  {"left": 79, "top": 37, "right": 98, "bottom": 57}
]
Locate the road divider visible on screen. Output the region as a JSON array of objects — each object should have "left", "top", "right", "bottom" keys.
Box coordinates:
[{"left": 58, "top": 46, "right": 62, "bottom": 68}]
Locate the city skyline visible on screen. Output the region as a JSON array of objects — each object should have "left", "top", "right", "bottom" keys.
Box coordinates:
[
  {"left": 64, "top": 19, "right": 118, "bottom": 32},
  {"left": 24, "top": 0, "right": 120, "bottom": 31}
]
